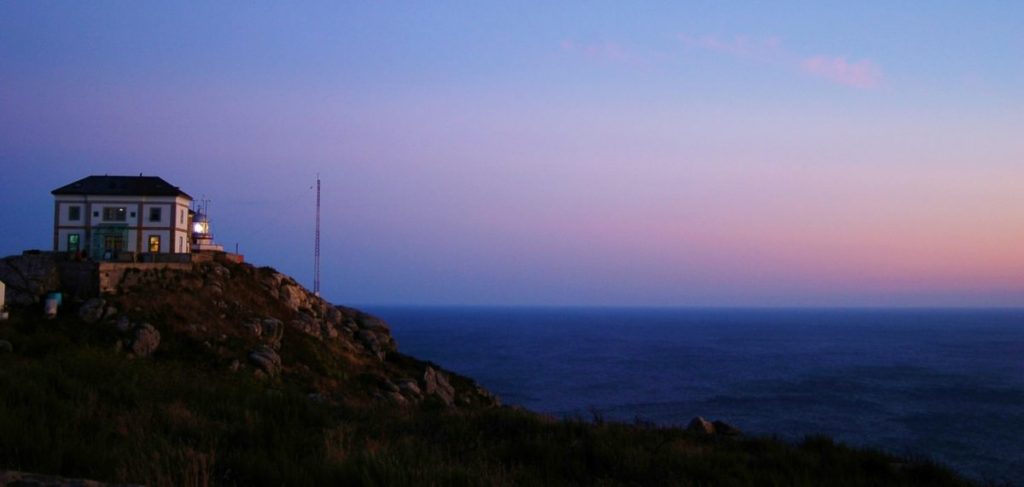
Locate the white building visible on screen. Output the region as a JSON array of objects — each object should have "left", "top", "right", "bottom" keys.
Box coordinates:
[{"left": 52, "top": 175, "right": 193, "bottom": 259}]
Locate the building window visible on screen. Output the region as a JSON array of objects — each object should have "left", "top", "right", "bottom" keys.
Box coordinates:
[
  {"left": 149, "top": 207, "right": 162, "bottom": 222},
  {"left": 148, "top": 235, "right": 161, "bottom": 253},
  {"left": 67, "top": 234, "right": 80, "bottom": 252},
  {"left": 68, "top": 206, "right": 81, "bottom": 221},
  {"left": 102, "top": 207, "right": 127, "bottom": 221},
  {"left": 180, "top": 209, "right": 185, "bottom": 225},
  {"left": 178, "top": 235, "right": 184, "bottom": 252}
]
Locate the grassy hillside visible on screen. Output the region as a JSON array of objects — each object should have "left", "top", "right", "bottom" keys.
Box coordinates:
[{"left": 0, "top": 260, "right": 976, "bottom": 486}]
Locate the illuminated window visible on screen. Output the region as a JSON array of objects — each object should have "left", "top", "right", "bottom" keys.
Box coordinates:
[
  {"left": 148, "top": 235, "right": 161, "bottom": 253},
  {"left": 102, "top": 207, "right": 126, "bottom": 221},
  {"left": 68, "top": 206, "right": 81, "bottom": 221},
  {"left": 149, "top": 207, "right": 162, "bottom": 222},
  {"left": 67, "top": 234, "right": 80, "bottom": 252}
]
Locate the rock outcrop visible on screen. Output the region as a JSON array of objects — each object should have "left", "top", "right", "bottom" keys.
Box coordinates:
[
  {"left": 0, "top": 253, "right": 498, "bottom": 410},
  {"left": 0, "top": 252, "right": 61, "bottom": 306},
  {"left": 248, "top": 345, "right": 282, "bottom": 376},
  {"left": 687, "top": 416, "right": 742, "bottom": 436},
  {"left": 128, "top": 323, "right": 161, "bottom": 357},
  {"left": 422, "top": 366, "right": 456, "bottom": 405},
  {"left": 712, "top": 419, "right": 742, "bottom": 436},
  {"left": 78, "top": 298, "right": 107, "bottom": 324},
  {"left": 687, "top": 416, "right": 716, "bottom": 435}
]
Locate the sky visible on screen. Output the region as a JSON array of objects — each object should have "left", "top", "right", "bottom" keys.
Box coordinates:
[{"left": 1, "top": 1, "right": 1022, "bottom": 307}]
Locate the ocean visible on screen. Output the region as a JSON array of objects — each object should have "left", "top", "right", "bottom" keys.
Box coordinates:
[{"left": 368, "top": 307, "right": 1024, "bottom": 483}]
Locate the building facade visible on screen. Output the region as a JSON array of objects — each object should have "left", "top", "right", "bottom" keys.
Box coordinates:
[{"left": 52, "top": 175, "right": 193, "bottom": 259}]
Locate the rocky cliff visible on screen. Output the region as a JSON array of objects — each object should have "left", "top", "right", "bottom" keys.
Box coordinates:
[
  {"left": 0, "top": 253, "right": 974, "bottom": 487},
  {"left": 0, "top": 253, "right": 498, "bottom": 410}
]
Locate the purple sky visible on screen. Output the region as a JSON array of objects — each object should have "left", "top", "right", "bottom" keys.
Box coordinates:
[{"left": 2, "top": 2, "right": 1022, "bottom": 306}]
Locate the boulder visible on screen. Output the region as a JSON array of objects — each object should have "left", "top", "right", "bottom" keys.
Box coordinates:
[
  {"left": 351, "top": 314, "right": 396, "bottom": 356},
  {"left": 476, "top": 385, "right": 501, "bottom": 406},
  {"left": 687, "top": 416, "right": 715, "bottom": 435},
  {"left": 115, "top": 316, "right": 132, "bottom": 332},
  {"left": 0, "top": 253, "right": 61, "bottom": 305},
  {"left": 261, "top": 271, "right": 285, "bottom": 290},
  {"left": 243, "top": 320, "right": 262, "bottom": 338},
  {"left": 209, "top": 263, "right": 231, "bottom": 280},
  {"left": 712, "top": 420, "right": 742, "bottom": 436},
  {"left": 422, "top": 367, "right": 455, "bottom": 406},
  {"left": 320, "top": 323, "right": 339, "bottom": 339},
  {"left": 341, "top": 319, "right": 359, "bottom": 333},
  {"left": 129, "top": 324, "right": 161, "bottom": 357},
  {"left": 279, "top": 283, "right": 305, "bottom": 311},
  {"left": 325, "top": 306, "right": 343, "bottom": 325},
  {"left": 354, "top": 311, "right": 397, "bottom": 353},
  {"left": 260, "top": 318, "right": 284, "bottom": 345},
  {"left": 248, "top": 345, "right": 282, "bottom": 376},
  {"left": 356, "top": 314, "right": 390, "bottom": 333},
  {"left": 397, "top": 379, "right": 422, "bottom": 397},
  {"left": 356, "top": 329, "right": 385, "bottom": 360},
  {"left": 78, "top": 298, "right": 106, "bottom": 324},
  {"left": 289, "top": 314, "right": 321, "bottom": 339}
]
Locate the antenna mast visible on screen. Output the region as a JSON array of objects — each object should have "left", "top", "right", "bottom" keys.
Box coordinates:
[{"left": 314, "top": 174, "right": 321, "bottom": 297}]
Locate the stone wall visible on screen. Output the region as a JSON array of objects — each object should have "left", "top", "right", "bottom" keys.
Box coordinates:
[
  {"left": 98, "top": 262, "right": 192, "bottom": 294},
  {"left": 1, "top": 250, "right": 244, "bottom": 303},
  {"left": 190, "top": 251, "right": 244, "bottom": 264},
  {"left": 0, "top": 252, "right": 207, "bottom": 303}
]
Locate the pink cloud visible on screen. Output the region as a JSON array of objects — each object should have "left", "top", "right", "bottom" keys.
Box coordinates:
[
  {"left": 677, "top": 33, "right": 883, "bottom": 89},
  {"left": 800, "top": 56, "right": 882, "bottom": 88},
  {"left": 677, "top": 34, "right": 781, "bottom": 60}
]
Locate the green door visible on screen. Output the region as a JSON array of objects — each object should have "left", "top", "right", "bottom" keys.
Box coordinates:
[{"left": 91, "top": 225, "right": 128, "bottom": 260}]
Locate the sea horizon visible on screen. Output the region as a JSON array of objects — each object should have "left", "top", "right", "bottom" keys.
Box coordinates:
[{"left": 373, "top": 306, "right": 1024, "bottom": 483}]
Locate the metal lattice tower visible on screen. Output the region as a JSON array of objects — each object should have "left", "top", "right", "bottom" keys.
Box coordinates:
[{"left": 314, "top": 175, "right": 321, "bottom": 297}]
